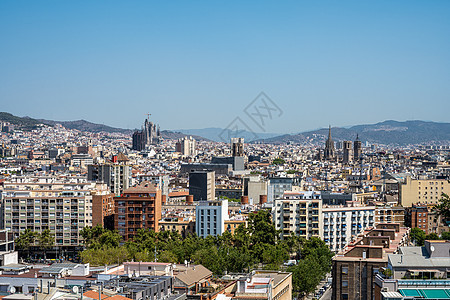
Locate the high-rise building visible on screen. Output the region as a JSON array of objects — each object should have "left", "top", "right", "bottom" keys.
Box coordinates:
[
  {"left": 175, "top": 136, "right": 196, "bottom": 156},
  {"left": 342, "top": 141, "right": 353, "bottom": 164},
  {"left": 323, "top": 205, "right": 375, "bottom": 252},
  {"left": 231, "top": 138, "right": 244, "bottom": 157},
  {"left": 353, "top": 134, "right": 362, "bottom": 162},
  {"left": 324, "top": 125, "right": 335, "bottom": 160},
  {"left": 189, "top": 170, "right": 215, "bottom": 201},
  {"left": 273, "top": 192, "right": 322, "bottom": 240},
  {"left": 1, "top": 176, "right": 108, "bottom": 251},
  {"left": 195, "top": 200, "right": 228, "bottom": 238},
  {"left": 132, "top": 117, "right": 161, "bottom": 151},
  {"left": 87, "top": 153, "right": 131, "bottom": 196},
  {"left": 114, "top": 182, "right": 162, "bottom": 241},
  {"left": 92, "top": 192, "right": 115, "bottom": 230}
]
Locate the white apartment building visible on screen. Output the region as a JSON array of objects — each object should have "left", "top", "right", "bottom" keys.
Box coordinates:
[
  {"left": 273, "top": 191, "right": 322, "bottom": 240},
  {"left": 195, "top": 199, "right": 228, "bottom": 238},
  {"left": 323, "top": 205, "right": 375, "bottom": 252},
  {"left": 1, "top": 176, "right": 108, "bottom": 248},
  {"left": 176, "top": 136, "right": 197, "bottom": 157}
]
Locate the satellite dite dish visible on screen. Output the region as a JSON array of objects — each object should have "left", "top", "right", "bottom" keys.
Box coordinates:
[
  {"left": 8, "top": 286, "right": 16, "bottom": 294},
  {"left": 72, "top": 286, "right": 79, "bottom": 294}
]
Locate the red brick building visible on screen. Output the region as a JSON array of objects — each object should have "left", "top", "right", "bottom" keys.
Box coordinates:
[
  {"left": 92, "top": 192, "right": 115, "bottom": 230},
  {"left": 114, "top": 182, "right": 162, "bottom": 240}
]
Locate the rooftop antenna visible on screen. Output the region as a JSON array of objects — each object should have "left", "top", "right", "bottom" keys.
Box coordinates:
[{"left": 146, "top": 113, "right": 151, "bottom": 120}]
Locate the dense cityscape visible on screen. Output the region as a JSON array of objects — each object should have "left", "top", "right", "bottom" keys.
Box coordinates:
[
  {"left": 0, "top": 115, "right": 448, "bottom": 300},
  {"left": 2, "top": 1, "right": 450, "bottom": 299}
]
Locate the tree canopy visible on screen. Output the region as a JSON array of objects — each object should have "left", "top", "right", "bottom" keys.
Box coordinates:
[{"left": 79, "top": 210, "right": 333, "bottom": 297}]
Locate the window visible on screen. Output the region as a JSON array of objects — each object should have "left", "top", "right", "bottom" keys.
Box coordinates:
[
  {"left": 341, "top": 294, "right": 348, "bottom": 300},
  {"left": 342, "top": 280, "right": 348, "bottom": 287},
  {"left": 342, "top": 267, "right": 348, "bottom": 274}
]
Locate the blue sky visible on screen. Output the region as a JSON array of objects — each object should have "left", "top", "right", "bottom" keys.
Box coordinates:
[{"left": 1, "top": 1, "right": 449, "bottom": 133}]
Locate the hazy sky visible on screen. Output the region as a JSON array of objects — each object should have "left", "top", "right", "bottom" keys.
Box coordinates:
[{"left": 1, "top": 1, "right": 449, "bottom": 134}]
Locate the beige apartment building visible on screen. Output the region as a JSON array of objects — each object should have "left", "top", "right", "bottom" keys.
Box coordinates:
[
  {"left": 399, "top": 176, "right": 450, "bottom": 207},
  {"left": 1, "top": 176, "right": 109, "bottom": 249},
  {"left": 273, "top": 191, "right": 322, "bottom": 240}
]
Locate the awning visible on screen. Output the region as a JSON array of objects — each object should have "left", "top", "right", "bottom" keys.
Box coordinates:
[{"left": 408, "top": 269, "right": 440, "bottom": 273}]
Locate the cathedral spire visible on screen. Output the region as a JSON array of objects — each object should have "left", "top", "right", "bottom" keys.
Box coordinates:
[{"left": 328, "top": 125, "right": 332, "bottom": 141}]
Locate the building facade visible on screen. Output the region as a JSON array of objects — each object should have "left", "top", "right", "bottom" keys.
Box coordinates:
[
  {"left": 175, "top": 136, "right": 196, "bottom": 157},
  {"left": 273, "top": 192, "right": 322, "bottom": 240},
  {"left": 114, "top": 183, "right": 162, "bottom": 241},
  {"left": 399, "top": 176, "right": 450, "bottom": 207},
  {"left": 1, "top": 176, "right": 107, "bottom": 249},
  {"left": 189, "top": 170, "right": 215, "bottom": 201},
  {"left": 195, "top": 200, "right": 228, "bottom": 238},
  {"left": 323, "top": 205, "right": 375, "bottom": 253}
]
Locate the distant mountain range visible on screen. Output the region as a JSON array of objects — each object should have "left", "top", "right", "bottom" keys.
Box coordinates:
[
  {"left": 1, "top": 112, "right": 449, "bottom": 145},
  {"left": 253, "top": 120, "right": 450, "bottom": 145},
  {"left": 0, "top": 112, "right": 207, "bottom": 141},
  {"left": 175, "top": 128, "right": 280, "bottom": 142}
]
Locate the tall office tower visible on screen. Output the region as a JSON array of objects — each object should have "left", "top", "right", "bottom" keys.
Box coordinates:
[
  {"left": 342, "top": 141, "right": 353, "bottom": 164},
  {"left": 175, "top": 136, "right": 197, "bottom": 156},
  {"left": 324, "top": 125, "right": 335, "bottom": 160},
  {"left": 132, "top": 116, "right": 161, "bottom": 151},
  {"left": 1, "top": 176, "right": 108, "bottom": 255},
  {"left": 195, "top": 199, "right": 229, "bottom": 238},
  {"left": 231, "top": 138, "right": 244, "bottom": 157},
  {"left": 87, "top": 153, "right": 131, "bottom": 196},
  {"left": 353, "top": 134, "right": 362, "bottom": 162},
  {"left": 114, "top": 182, "right": 162, "bottom": 241},
  {"left": 189, "top": 170, "right": 215, "bottom": 201}
]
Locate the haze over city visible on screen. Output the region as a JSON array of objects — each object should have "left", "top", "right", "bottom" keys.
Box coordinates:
[{"left": 1, "top": 1, "right": 450, "bottom": 133}]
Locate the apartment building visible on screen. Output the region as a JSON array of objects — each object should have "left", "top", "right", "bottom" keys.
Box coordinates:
[
  {"left": 400, "top": 176, "right": 450, "bottom": 207},
  {"left": 323, "top": 205, "right": 375, "bottom": 252},
  {"left": 405, "top": 205, "right": 429, "bottom": 233},
  {"left": 92, "top": 192, "right": 115, "bottom": 229},
  {"left": 268, "top": 177, "right": 293, "bottom": 203},
  {"left": 332, "top": 223, "right": 409, "bottom": 300},
  {"left": 114, "top": 182, "right": 162, "bottom": 241},
  {"left": 374, "top": 205, "right": 405, "bottom": 226},
  {"left": 1, "top": 176, "right": 107, "bottom": 249},
  {"left": 175, "top": 136, "right": 197, "bottom": 156},
  {"left": 195, "top": 200, "right": 229, "bottom": 238},
  {"left": 273, "top": 191, "right": 322, "bottom": 240},
  {"left": 87, "top": 156, "right": 131, "bottom": 196},
  {"left": 159, "top": 216, "right": 195, "bottom": 238}
]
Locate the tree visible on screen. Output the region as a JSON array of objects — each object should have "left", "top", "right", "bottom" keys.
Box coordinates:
[
  {"left": 441, "top": 231, "right": 450, "bottom": 240},
  {"left": 38, "top": 229, "right": 54, "bottom": 259},
  {"left": 434, "top": 193, "right": 450, "bottom": 221},
  {"left": 425, "top": 233, "right": 440, "bottom": 241},
  {"left": 410, "top": 227, "right": 426, "bottom": 246},
  {"left": 15, "top": 229, "right": 37, "bottom": 258},
  {"left": 288, "top": 258, "right": 323, "bottom": 297},
  {"left": 381, "top": 268, "right": 392, "bottom": 278},
  {"left": 272, "top": 158, "right": 286, "bottom": 165}
]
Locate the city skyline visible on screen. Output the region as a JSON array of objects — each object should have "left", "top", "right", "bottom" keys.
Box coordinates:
[{"left": 1, "top": 1, "right": 450, "bottom": 133}]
